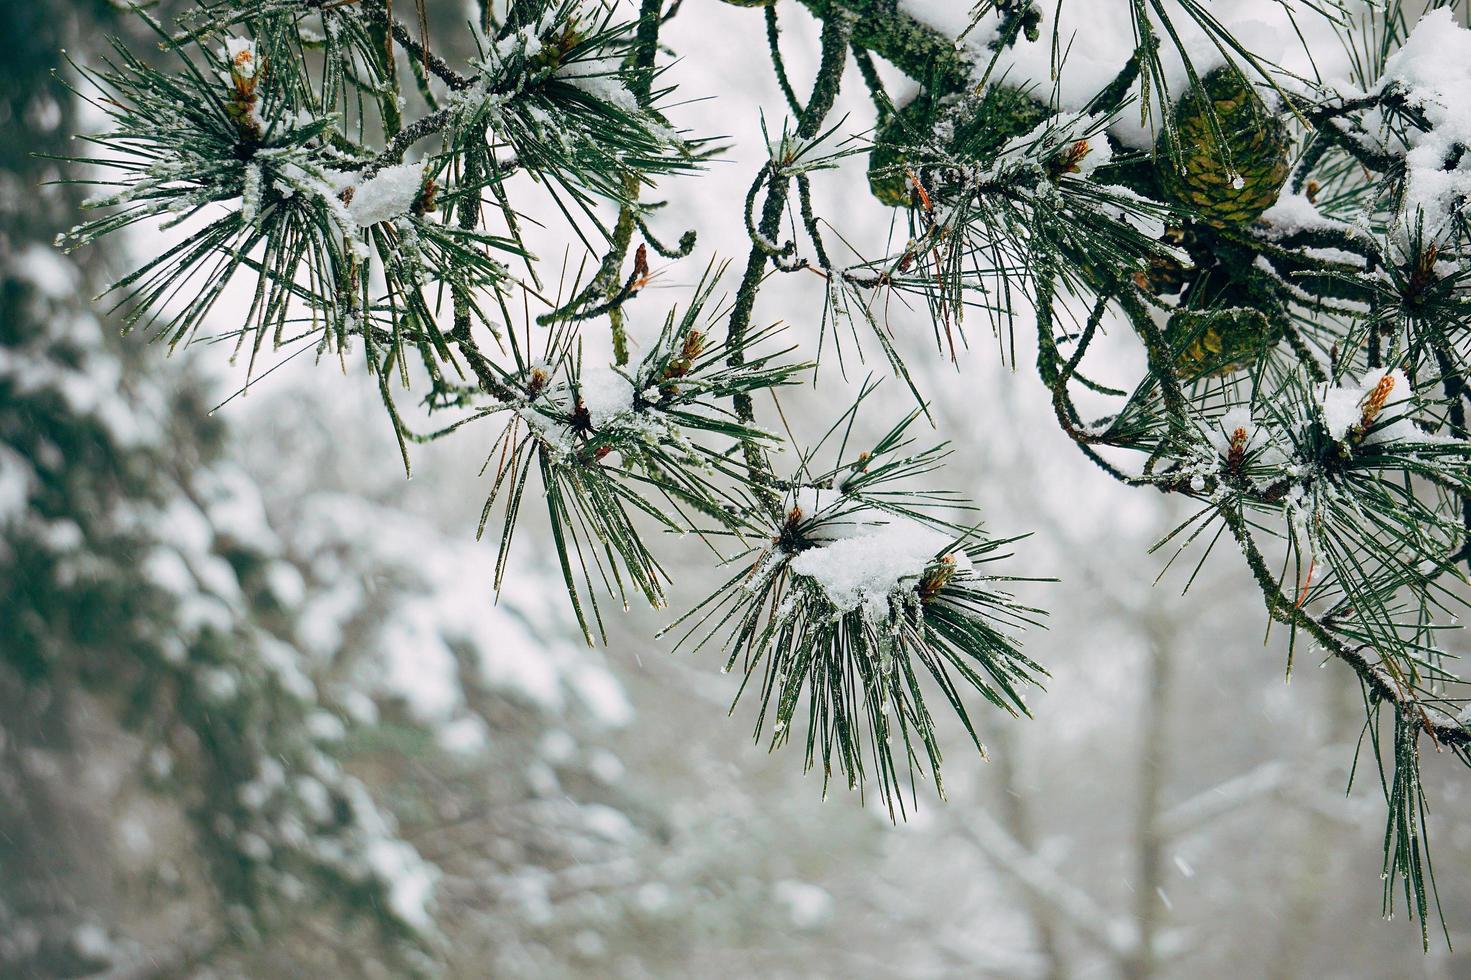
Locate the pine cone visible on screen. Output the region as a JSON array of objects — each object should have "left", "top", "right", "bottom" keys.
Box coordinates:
[
  {"left": 868, "top": 85, "right": 1050, "bottom": 206},
  {"left": 1156, "top": 67, "right": 1290, "bottom": 229},
  {"left": 1167, "top": 307, "right": 1283, "bottom": 377},
  {"left": 1136, "top": 253, "right": 1191, "bottom": 297}
]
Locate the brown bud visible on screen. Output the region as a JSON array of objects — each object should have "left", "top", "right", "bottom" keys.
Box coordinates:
[
  {"left": 1359, "top": 373, "right": 1398, "bottom": 431},
  {"left": 414, "top": 176, "right": 438, "bottom": 216},
  {"left": 1227, "top": 426, "right": 1248, "bottom": 470}
]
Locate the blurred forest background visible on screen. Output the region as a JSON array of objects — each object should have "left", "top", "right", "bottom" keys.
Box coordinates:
[{"left": 3, "top": 1, "right": 1470, "bottom": 977}]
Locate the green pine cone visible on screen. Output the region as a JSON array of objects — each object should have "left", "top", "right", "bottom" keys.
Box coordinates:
[
  {"left": 1156, "top": 67, "right": 1290, "bottom": 229},
  {"left": 868, "top": 85, "right": 1050, "bottom": 206},
  {"left": 1167, "top": 307, "right": 1283, "bottom": 377}
]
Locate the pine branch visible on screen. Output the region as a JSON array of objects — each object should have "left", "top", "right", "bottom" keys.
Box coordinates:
[
  {"left": 726, "top": 13, "right": 850, "bottom": 510},
  {"left": 1226, "top": 501, "right": 1467, "bottom": 749},
  {"left": 795, "top": 0, "right": 973, "bottom": 95},
  {"left": 56, "top": 0, "right": 1471, "bottom": 916}
]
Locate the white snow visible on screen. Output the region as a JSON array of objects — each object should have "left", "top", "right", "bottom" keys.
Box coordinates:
[
  {"left": 790, "top": 520, "right": 951, "bottom": 616},
  {"left": 1319, "top": 368, "right": 1414, "bottom": 444},
  {"left": 897, "top": 0, "right": 985, "bottom": 46},
  {"left": 1208, "top": 406, "right": 1258, "bottom": 457},
  {"left": 224, "top": 37, "right": 259, "bottom": 79},
  {"left": 17, "top": 244, "right": 76, "bottom": 298},
  {"left": 559, "top": 64, "right": 640, "bottom": 113},
  {"left": 305, "top": 710, "right": 347, "bottom": 742},
  {"left": 793, "top": 486, "right": 844, "bottom": 520},
  {"left": 437, "top": 715, "right": 490, "bottom": 755},
  {"left": 241, "top": 162, "right": 262, "bottom": 226},
  {"left": 290, "top": 493, "right": 632, "bottom": 731},
  {"left": 566, "top": 663, "right": 634, "bottom": 728},
  {"left": 1073, "top": 132, "right": 1113, "bottom": 178},
  {"left": 1259, "top": 191, "right": 1347, "bottom": 238},
  {"left": 579, "top": 365, "right": 635, "bottom": 427},
  {"left": 257, "top": 634, "right": 318, "bottom": 703},
  {"left": 1221, "top": 407, "right": 1254, "bottom": 441},
  {"left": 69, "top": 923, "right": 113, "bottom": 962},
  {"left": 579, "top": 803, "right": 635, "bottom": 842},
  {"left": 793, "top": 486, "right": 884, "bottom": 544},
  {"left": 264, "top": 560, "right": 306, "bottom": 608},
  {"left": 1377, "top": 8, "right": 1471, "bottom": 238},
  {"left": 200, "top": 463, "right": 281, "bottom": 549},
  {"left": 1358, "top": 368, "right": 1416, "bottom": 445},
  {"left": 363, "top": 837, "right": 438, "bottom": 932},
  {"left": 1320, "top": 385, "right": 1365, "bottom": 442},
  {"left": 375, "top": 603, "right": 466, "bottom": 725},
  {"left": 0, "top": 447, "right": 34, "bottom": 527},
  {"left": 346, "top": 163, "right": 425, "bottom": 227}
]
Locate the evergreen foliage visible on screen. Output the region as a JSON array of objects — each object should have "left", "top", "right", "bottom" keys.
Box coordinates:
[
  {"left": 5, "top": 3, "right": 640, "bottom": 972},
  {"left": 3, "top": 4, "right": 442, "bottom": 968},
  {"left": 50, "top": 0, "right": 1471, "bottom": 950}
]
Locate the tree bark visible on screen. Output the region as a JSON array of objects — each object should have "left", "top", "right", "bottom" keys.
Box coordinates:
[
  {"left": 1121, "top": 620, "right": 1176, "bottom": 980},
  {"left": 794, "top": 0, "right": 975, "bottom": 93}
]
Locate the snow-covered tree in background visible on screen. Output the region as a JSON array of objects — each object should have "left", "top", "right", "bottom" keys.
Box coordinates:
[
  {"left": 1, "top": 3, "right": 669, "bottom": 975},
  {"left": 37, "top": 0, "right": 1471, "bottom": 963}
]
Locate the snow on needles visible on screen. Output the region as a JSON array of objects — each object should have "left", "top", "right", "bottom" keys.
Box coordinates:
[
  {"left": 224, "top": 37, "right": 258, "bottom": 79},
  {"left": 1378, "top": 8, "right": 1471, "bottom": 239},
  {"left": 579, "top": 365, "right": 635, "bottom": 427},
  {"left": 346, "top": 163, "right": 426, "bottom": 227},
  {"left": 1207, "top": 406, "right": 1259, "bottom": 458},
  {"left": 1319, "top": 368, "right": 1414, "bottom": 444},
  {"left": 790, "top": 521, "right": 952, "bottom": 617}
]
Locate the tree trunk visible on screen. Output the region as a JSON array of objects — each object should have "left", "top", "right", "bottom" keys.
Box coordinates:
[
  {"left": 1121, "top": 624, "right": 1175, "bottom": 980},
  {"left": 0, "top": 669, "right": 118, "bottom": 977}
]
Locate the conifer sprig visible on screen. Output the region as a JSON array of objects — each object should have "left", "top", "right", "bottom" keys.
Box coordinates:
[
  {"left": 813, "top": 0, "right": 1471, "bottom": 931},
  {"left": 469, "top": 269, "right": 807, "bottom": 642},
  {"left": 666, "top": 402, "right": 1045, "bottom": 812},
  {"left": 59, "top": 0, "right": 1471, "bottom": 928}
]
